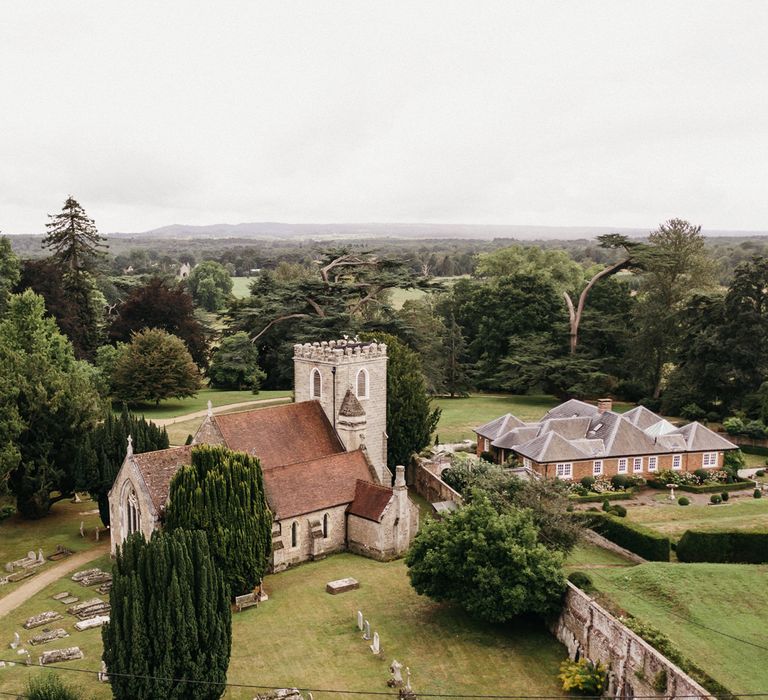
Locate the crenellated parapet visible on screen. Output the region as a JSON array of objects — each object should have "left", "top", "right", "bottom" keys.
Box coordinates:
[{"left": 293, "top": 339, "right": 387, "bottom": 363}]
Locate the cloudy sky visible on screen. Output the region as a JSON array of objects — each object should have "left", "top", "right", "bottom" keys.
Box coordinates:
[{"left": 2, "top": 1, "right": 767, "bottom": 234}]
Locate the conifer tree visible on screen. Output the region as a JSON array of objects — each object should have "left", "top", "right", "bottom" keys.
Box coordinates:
[
  {"left": 103, "top": 530, "right": 231, "bottom": 700},
  {"left": 165, "top": 445, "right": 272, "bottom": 597}
]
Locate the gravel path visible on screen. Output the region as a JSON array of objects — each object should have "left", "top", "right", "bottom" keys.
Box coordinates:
[
  {"left": 152, "top": 396, "right": 291, "bottom": 427},
  {"left": 0, "top": 543, "right": 109, "bottom": 620}
]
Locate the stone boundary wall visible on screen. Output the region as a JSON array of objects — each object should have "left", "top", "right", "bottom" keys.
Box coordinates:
[
  {"left": 717, "top": 431, "right": 768, "bottom": 450},
  {"left": 553, "top": 582, "right": 710, "bottom": 699},
  {"left": 407, "top": 457, "right": 463, "bottom": 506},
  {"left": 582, "top": 529, "right": 647, "bottom": 565}
]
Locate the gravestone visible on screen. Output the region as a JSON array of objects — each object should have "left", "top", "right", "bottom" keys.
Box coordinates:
[
  {"left": 388, "top": 660, "right": 404, "bottom": 687},
  {"left": 79, "top": 521, "right": 84, "bottom": 538},
  {"left": 10, "top": 632, "right": 19, "bottom": 649},
  {"left": 37, "top": 549, "right": 44, "bottom": 564},
  {"left": 357, "top": 610, "right": 363, "bottom": 631},
  {"left": 362, "top": 620, "right": 371, "bottom": 641},
  {"left": 60, "top": 596, "right": 79, "bottom": 605},
  {"left": 98, "top": 660, "right": 109, "bottom": 683},
  {"left": 29, "top": 628, "right": 69, "bottom": 646},
  {"left": 27, "top": 551, "right": 35, "bottom": 562},
  {"left": 74, "top": 615, "right": 109, "bottom": 631},
  {"left": 71, "top": 568, "right": 101, "bottom": 582},
  {"left": 23, "top": 611, "right": 63, "bottom": 629},
  {"left": 39, "top": 647, "right": 83, "bottom": 665},
  {"left": 4, "top": 563, "right": 12, "bottom": 573},
  {"left": 52, "top": 592, "right": 70, "bottom": 601},
  {"left": 325, "top": 577, "right": 359, "bottom": 594},
  {"left": 370, "top": 631, "right": 380, "bottom": 655}
]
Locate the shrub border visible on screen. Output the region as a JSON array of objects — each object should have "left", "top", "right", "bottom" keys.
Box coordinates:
[{"left": 568, "top": 491, "right": 633, "bottom": 503}]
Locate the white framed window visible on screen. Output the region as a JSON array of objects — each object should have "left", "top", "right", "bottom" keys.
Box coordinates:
[
  {"left": 648, "top": 456, "right": 658, "bottom": 472},
  {"left": 310, "top": 368, "right": 322, "bottom": 399},
  {"left": 618, "top": 458, "right": 628, "bottom": 474},
  {"left": 633, "top": 457, "right": 643, "bottom": 473},
  {"left": 672, "top": 454, "right": 682, "bottom": 470},
  {"left": 702, "top": 452, "right": 718, "bottom": 468},
  {"left": 356, "top": 368, "right": 369, "bottom": 399},
  {"left": 555, "top": 462, "right": 572, "bottom": 479},
  {"left": 483, "top": 438, "right": 490, "bottom": 452},
  {"left": 523, "top": 457, "right": 532, "bottom": 469},
  {"left": 593, "top": 460, "right": 603, "bottom": 475}
]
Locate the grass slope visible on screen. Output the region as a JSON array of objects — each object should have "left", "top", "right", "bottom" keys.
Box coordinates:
[
  {"left": 628, "top": 497, "right": 768, "bottom": 538},
  {"left": 564, "top": 542, "right": 636, "bottom": 569},
  {"left": 592, "top": 562, "right": 768, "bottom": 694}
]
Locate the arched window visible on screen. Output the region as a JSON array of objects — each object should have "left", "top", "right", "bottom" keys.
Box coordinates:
[
  {"left": 310, "top": 368, "right": 322, "bottom": 399},
  {"left": 323, "top": 513, "right": 329, "bottom": 538},
  {"left": 125, "top": 486, "right": 140, "bottom": 536},
  {"left": 356, "top": 368, "right": 369, "bottom": 399},
  {"left": 291, "top": 521, "right": 298, "bottom": 548}
]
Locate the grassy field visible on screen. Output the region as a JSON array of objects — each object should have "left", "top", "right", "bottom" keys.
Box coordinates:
[
  {"left": 117, "top": 388, "right": 292, "bottom": 421},
  {"left": 0, "top": 554, "right": 566, "bottom": 699},
  {"left": 231, "top": 276, "right": 255, "bottom": 298},
  {"left": 627, "top": 496, "right": 768, "bottom": 538},
  {"left": 0, "top": 501, "right": 104, "bottom": 601},
  {"left": 591, "top": 562, "right": 768, "bottom": 694},
  {"left": 0, "top": 554, "right": 113, "bottom": 699},
  {"left": 564, "top": 541, "right": 636, "bottom": 570},
  {"left": 433, "top": 393, "right": 633, "bottom": 443}
]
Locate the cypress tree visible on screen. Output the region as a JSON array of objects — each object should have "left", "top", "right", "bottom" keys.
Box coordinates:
[
  {"left": 165, "top": 445, "right": 272, "bottom": 597},
  {"left": 103, "top": 530, "right": 231, "bottom": 700}
]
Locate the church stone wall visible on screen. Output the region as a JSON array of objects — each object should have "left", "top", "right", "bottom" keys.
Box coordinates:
[
  {"left": 271, "top": 505, "right": 348, "bottom": 573},
  {"left": 348, "top": 494, "right": 419, "bottom": 562},
  {"left": 108, "top": 458, "right": 160, "bottom": 555},
  {"left": 294, "top": 341, "right": 389, "bottom": 484}
]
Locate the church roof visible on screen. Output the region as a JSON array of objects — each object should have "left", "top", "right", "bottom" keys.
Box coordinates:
[
  {"left": 131, "top": 445, "right": 193, "bottom": 513},
  {"left": 347, "top": 480, "right": 394, "bottom": 522},
  {"left": 212, "top": 401, "right": 344, "bottom": 469},
  {"left": 263, "top": 449, "right": 377, "bottom": 519},
  {"left": 339, "top": 389, "right": 366, "bottom": 417}
]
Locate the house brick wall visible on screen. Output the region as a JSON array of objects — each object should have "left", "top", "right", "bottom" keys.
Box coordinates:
[{"left": 294, "top": 341, "right": 389, "bottom": 484}]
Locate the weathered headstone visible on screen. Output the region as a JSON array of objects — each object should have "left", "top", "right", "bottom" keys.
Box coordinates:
[
  {"left": 37, "top": 549, "right": 44, "bottom": 564},
  {"left": 325, "top": 577, "right": 359, "bottom": 594},
  {"left": 23, "top": 611, "right": 63, "bottom": 629},
  {"left": 73, "top": 493, "right": 82, "bottom": 503},
  {"left": 10, "top": 632, "right": 20, "bottom": 649},
  {"left": 72, "top": 568, "right": 101, "bottom": 582},
  {"left": 27, "top": 551, "right": 36, "bottom": 563},
  {"left": 39, "top": 647, "right": 83, "bottom": 665},
  {"left": 98, "top": 660, "right": 109, "bottom": 683},
  {"left": 94, "top": 527, "right": 99, "bottom": 542},
  {"left": 370, "top": 631, "right": 380, "bottom": 655},
  {"left": 4, "top": 562, "right": 12, "bottom": 573},
  {"left": 388, "top": 660, "right": 404, "bottom": 687},
  {"left": 28, "top": 628, "right": 69, "bottom": 646},
  {"left": 74, "top": 615, "right": 110, "bottom": 631},
  {"left": 357, "top": 610, "right": 363, "bottom": 631},
  {"left": 362, "top": 619, "right": 371, "bottom": 641},
  {"left": 52, "top": 592, "right": 70, "bottom": 601},
  {"left": 60, "top": 596, "right": 79, "bottom": 605},
  {"left": 79, "top": 521, "right": 84, "bottom": 538}
]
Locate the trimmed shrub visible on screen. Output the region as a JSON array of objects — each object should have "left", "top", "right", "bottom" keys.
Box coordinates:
[
  {"left": 677, "top": 530, "right": 768, "bottom": 563},
  {"left": 678, "top": 497, "right": 690, "bottom": 506},
  {"left": 611, "top": 474, "right": 631, "bottom": 490},
  {"left": 602, "top": 499, "right": 611, "bottom": 512},
  {"left": 609, "top": 504, "right": 627, "bottom": 518},
  {"left": 710, "top": 494, "right": 722, "bottom": 505},
  {"left": 694, "top": 468, "right": 710, "bottom": 482},
  {"left": 721, "top": 492, "right": 730, "bottom": 502},
  {"left": 577, "top": 512, "right": 670, "bottom": 561},
  {"left": 567, "top": 571, "right": 594, "bottom": 592},
  {"left": 757, "top": 469, "right": 766, "bottom": 476},
  {"left": 580, "top": 476, "right": 596, "bottom": 490},
  {"left": 568, "top": 491, "right": 632, "bottom": 503},
  {"left": 755, "top": 489, "right": 763, "bottom": 499}
]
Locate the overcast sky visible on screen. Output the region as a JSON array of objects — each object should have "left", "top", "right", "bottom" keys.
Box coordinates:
[{"left": 2, "top": 1, "right": 767, "bottom": 234}]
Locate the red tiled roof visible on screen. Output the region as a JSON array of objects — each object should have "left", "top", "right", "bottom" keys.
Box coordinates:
[
  {"left": 213, "top": 401, "right": 344, "bottom": 469},
  {"left": 263, "top": 449, "right": 378, "bottom": 519},
  {"left": 131, "top": 445, "right": 193, "bottom": 513},
  {"left": 347, "top": 479, "right": 394, "bottom": 522}
]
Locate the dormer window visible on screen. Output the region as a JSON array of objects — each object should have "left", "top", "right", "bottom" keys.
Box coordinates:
[
  {"left": 311, "top": 368, "right": 322, "bottom": 399},
  {"left": 356, "top": 368, "right": 369, "bottom": 399}
]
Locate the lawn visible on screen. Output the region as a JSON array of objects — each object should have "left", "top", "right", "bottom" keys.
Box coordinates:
[
  {"left": 564, "top": 541, "right": 636, "bottom": 570},
  {"left": 117, "top": 388, "right": 292, "bottom": 421},
  {"left": 627, "top": 495, "right": 768, "bottom": 538},
  {"left": 590, "top": 562, "right": 768, "bottom": 695},
  {"left": 433, "top": 393, "right": 633, "bottom": 443},
  {"left": 231, "top": 276, "right": 255, "bottom": 298},
  {"left": 0, "top": 501, "right": 104, "bottom": 601},
  {"left": 0, "top": 554, "right": 566, "bottom": 699},
  {"left": 0, "top": 554, "right": 113, "bottom": 699}
]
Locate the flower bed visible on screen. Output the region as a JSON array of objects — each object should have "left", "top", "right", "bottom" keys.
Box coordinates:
[
  {"left": 568, "top": 491, "right": 634, "bottom": 503},
  {"left": 648, "top": 479, "right": 750, "bottom": 494}
]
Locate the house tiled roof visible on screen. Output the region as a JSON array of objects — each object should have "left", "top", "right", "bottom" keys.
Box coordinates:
[
  {"left": 515, "top": 430, "right": 593, "bottom": 463},
  {"left": 475, "top": 413, "right": 526, "bottom": 440},
  {"left": 540, "top": 417, "right": 593, "bottom": 440},
  {"left": 347, "top": 479, "right": 394, "bottom": 522},
  {"left": 542, "top": 399, "right": 598, "bottom": 420},
  {"left": 492, "top": 426, "right": 540, "bottom": 450},
  {"left": 622, "top": 405, "right": 665, "bottom": 431},
  {"left": 672, "top": 422, "right": 738, "bottom": 452},
  {"left": 263, "top": 449, "right": 378, "bottom": 519},
  {"left": 213, "top": 401, "right": 344, "bottom": 469},
  {"left": 131, "top": 445, "right": 193, "bottom": 513}
]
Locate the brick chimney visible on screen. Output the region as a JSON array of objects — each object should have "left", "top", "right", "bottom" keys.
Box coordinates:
[{"left": 597, "top": 398, "right": 613, "bottom": 414}]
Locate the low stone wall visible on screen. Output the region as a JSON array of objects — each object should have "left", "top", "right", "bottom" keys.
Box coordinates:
[
  {"left": 582, "top": 529, "right": 647, "bottom": 565},
  {"left": 553, "top": 582, "right": 710, "bottom": 699},
  {"left": 407, "top": 457, "right": 463, "bottom": 506}
]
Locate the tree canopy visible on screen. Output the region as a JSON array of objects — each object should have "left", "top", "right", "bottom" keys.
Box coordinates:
[
  {"left": 103, "top": 530, "right": 231, "bottom": 700},
  {"left": 187, "top": 260, "right": 234, "bottom": 311},
  {"left": 0, "top": 236, "right": 20, "bottom": 314},
  {"left": 207, "top": 331, "right": 266, "bottom": 391},
  {"left": 43, "top": 196, "right": 106, "bottom": 273}
]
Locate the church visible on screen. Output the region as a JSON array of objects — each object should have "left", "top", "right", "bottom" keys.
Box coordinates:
[{"left": 108, "top": 339, "right": 419, "bottom": 572}]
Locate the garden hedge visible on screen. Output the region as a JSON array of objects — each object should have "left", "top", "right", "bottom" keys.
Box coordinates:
[
  {"left": 647, "top": 479, "right": 750, "bottom": 494},
  {"left": 576, "top": 512, "right": 671, "bottom": 561},
  {"left": 676, "top": 530, "right": 768, "bottom": 563},
  {"left": 568, "top": 491, "right": 633, "bottom": 503}
]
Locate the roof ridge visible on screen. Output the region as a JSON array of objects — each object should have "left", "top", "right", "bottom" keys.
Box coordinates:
[
  {"left": 354, "top": 478, "right": 392, "bottom": 493},
  {"left": 266, "top": 447, "right": 361, "bottom": 473}
]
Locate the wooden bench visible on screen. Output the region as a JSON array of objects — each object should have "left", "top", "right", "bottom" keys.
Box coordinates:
[{"left": 235, "top": 592, "right": 258, "bottom": 612}]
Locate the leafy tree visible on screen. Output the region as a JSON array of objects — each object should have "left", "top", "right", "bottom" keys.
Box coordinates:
[
  {"left": 475, "top": 245, "right": 585, "bottom": 290},
  {"left": 76, "top": 407, "right": 169, "bottom": 525},
  {"left": 103, "top": 530, "right": 231, "bottom": 700},
  {"left": 0, "top": 236, "right": 20, "bottom": 314},
  {"left": 187, "top": 260, "right": 234, "bottom": 311},
  {"left": 111, "top": 328, "right": 201, "bottom": 405},
  {"left": 165, "top": 445, "right": 272, "bottom": 597},
  {"left": 406, "top": 495, "right": 565, "bottom": 622},
  {"left": 41, "top": 196, "right": 107, "bottom": 359},
  {"left": 109, "top": 277, "right": 209, "bottom": 368},
  {"left": 26, "top": 673, "right": 82, "bottom": 700},
  {"left": 396, "top": 298, "right": 449, "bottom": 395},
  {"left": 0, "top": 291, "right": 102, "bottom": 517},
  {"left": 361, "top": 332, "right": 440, "bottom": 472},
  {"left": 443, "top": 311, "right": 472, "bottom": 397},
  {"left": 208, "top": 332, "right": 266, "bottom": 391}
]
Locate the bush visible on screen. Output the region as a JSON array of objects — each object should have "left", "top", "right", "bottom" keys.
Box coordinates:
[
  {"left": 578, "top": 511, "right": 671, "bottom": 561},
  {"left": 559, "top": 658, "right": 606, "bottom": 696},
  {"left": 580, "top": 476, "right": 596, "bottom": 490},
  {"left": 721, "top": 491, "right": 730, "bottom": 502},
  {"left": 722, "top": 416, "right": 746, "bottom": 435},
  {"left": 681, "top": 403, "right": 707, "bottom": 421},
  {"left": 479, "top": 451, "right": 495, "bottom": 463},
  {"left": 677, "top": 530, "right": 768, "bottom": 563},
  {"left": 755, "top": 489, "right": 763, "bottom": 499},
  {"left": 757, "top": 469, "right": 766, "bottom": 477},
  {"left": 710, "top": 494, "right": 722, "bottom": 505},
  {"left": 745, "top": 420, "right": 768, "bottom": 439},
  {"left": 678, "top": 497, "right": 690, "bottom": 506},
  {"left": 609, "top": 504, "right": 627, "bottom": 517},
  {"left": 567, "top": 571, "right": 594, "bottom": 592},
  {"left": 27, "top": 673, "right": 81, "bottom": 699},
  {"left": 602, "top": 499, "right": 611, "bottom": 512},
  {"left": 694, "top": 468, "right": 711, "bottom": 482},
  {"left": 0, "top": 504, "right": 14, "bottom": 522},
  {"left": 611, "top": 474, "right": 631, "bottom": 490}
]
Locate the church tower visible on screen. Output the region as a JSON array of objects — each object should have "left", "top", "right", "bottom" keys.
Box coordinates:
[{"left": 293, "top": 339, "right": 389, "bottom": 484}]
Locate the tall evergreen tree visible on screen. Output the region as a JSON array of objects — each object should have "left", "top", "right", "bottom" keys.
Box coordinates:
[
  {"left": 165, "top": 445, "right": 272, "bottom": 597},
  {"left": 0, "top": 236, "right": 20, "bottom": 315},
  {"left": 103, "top": 530, "right": 231, "bottom": 700}
]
